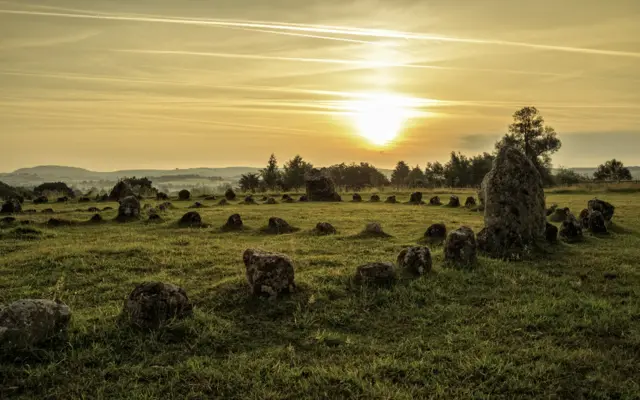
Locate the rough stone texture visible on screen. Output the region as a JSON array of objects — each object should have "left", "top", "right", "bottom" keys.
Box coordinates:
[
  {"left": 0, "top": 299, "right": 71, "bottom": 349},
  {"left": 397, "top": 246, "right": 432, "bottom": 276},
  {"left": 352, "top": 193, "right": 363, "bottom": 202},
  {"left": 479, "top": 146, "right": 546, "bottom": 258},
  {"left": 545, "top": 222, "right": 558, "bottom": 242},
  {"left": 447, "top": 195, "right": 460, "bottom": 207},
  {"left": 579, "top": 209, "right": 590, "bottom": 219},
  {"left": 444, "top": 227, "right": 477, "bottom": 267},
  {"left": 116, "top": 196, "right": 141, "bottom": 222},
  {"left": 178, "top": 190, "right": 191, "bottom": 201},
  {"left": 465, "top": 197, "right": 476, "bottom": 208},
  {"left": 429, "top": 196, "right": 442, "bottom": 206},
  {"left": 424, "top": 223, "right": 447, "bottom": 244},
  {"left": 546, "top": 204, "right": 558, "bottom": 217},
  {"left": 123, "top": 282, "right": 193, "bottom": 329},
  {"left": 409, "top": 192, "right": 423, "bottom": 204},
  {"left": 225, "top": 188, "right": 236, "bottom": 201},
  {"left": 588, "top": 198, "right": 615, "bottom": 222},
  {"left": 549, "top": 207, "right": 569, "bottom": 223},
  {"left": 109, "top": 181, "right": 135, "bottom": 201},
  {"left": 244, "top": 196, "right": 257, "bottom": 204},
  {"left": 179, "top": 212, "right": 202, "bottom": 227},
  {"left": 266, "top": 217, "right": 295, "bottom": 234},
  {"left": 588, "top": 210, "right": 608, "bottom": 234},
  {"left": 1, "top": 199, "right": 21, "bottom": 214},
  {"left": 243, "top": 249, "right": 296, "bottom": 297},
  {"left": 354, "top": 262, "right": 396, "bottom": 284},
  {"left": 222, "top": 213, "right": 243, "bottom": 231},
  {"left": 33, "top": 196, "right": 48, "bottom": 205},
  {"left": 89, "top": 214, "right": 103, "bottom": 223},
  {"left": 478, "top": 175, "right": 487, "bottom": 208},
  {"left": 265, "top": 198, "right": 278, "bottom": 205},
  {"left": 305, "top": 169, "right": 340, "bottom": 202},
  {"left": 370, "top": 194, "right": 381, "bottom": 202},
  {"left": 559, "top": 213, "right": 583, "bottom": 243},
  {"left": 385, "top": 195, "right": 397, "bottom": 204},
  {"left": 314, "top": 222, "right": 337, "bottom": 235},
  {"left": 299, "top": 195, "right": 308, "bottom": 202},
  {"left": 360, "top": 222, "right": 391, "bottom": 238}
]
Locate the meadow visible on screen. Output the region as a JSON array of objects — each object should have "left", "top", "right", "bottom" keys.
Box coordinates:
[{"left": 1, "top": 190, "right": 640, "bottom": 399}]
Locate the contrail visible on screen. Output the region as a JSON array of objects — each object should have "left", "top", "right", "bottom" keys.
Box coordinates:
[{"left": 1, "top": 8, "right": 639, "bottom": 58}]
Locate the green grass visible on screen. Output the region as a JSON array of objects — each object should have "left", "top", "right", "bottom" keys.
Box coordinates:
[{"left": 1, "top": 192, "right": 640, "bottom": 399}]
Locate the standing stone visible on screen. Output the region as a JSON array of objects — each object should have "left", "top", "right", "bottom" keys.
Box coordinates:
[
  {"left": 222, "top": 213, "right": 243, "bottom": 231},
  {"left": 123, "top": 282, "right": 193, "bottom": 329},
  {"left": 266, "top": 217, "right": 295, "bottom": 234},
  {"left": 444, "top": 227, "right": 477, "bottom": 267},
  {"left": 243, "top": 249, "right": 296, "bottom": 297},
  {"left": 370, "top": 194, "right": 381, "bottom": 202},
  {"left": 559, "top": 213, "right": 583, "bottom": 242},
  {"left": 385, "top": 195, "right": 397, "bottom": 204},
  {"left": 354, "top": 262, "right": 396, "bottom": 284},
  {"left": 478, "top": 146, "right": 546, "bottom": 258},
  {"left": 588, "top": 210, "right": 608, "bottom": 234},
  {"left": 465, "top": 197, "right": 476, "bottom": 208},
  {"left": 351, "top": 193, "right": 362, "bottom": 202},
  {"left": 299, "top": 195, "right": 308, "bottom": 202},
  {"left": 179, "top": 211, "right": 202, "bottom": 227},
  {"left": 116, "top": 196, "right": 141, "bottom": 221},
  {"left": 225, "top": 188, "right": 236, "bottom": 201},
  {"left": 218, "top": 198, "right": 229, "bottom": 206},
  {"left": 545, "top": 222, "right": 558, "bottom": 243},
  {"left": 424, "top": 223, "right": 447, "bottom": 244},
  {"left": 265, "top": 197, "right": 277, "bottom": 205},
  {"left": 109, "top": 181, "right": 135, "bottom": 201},
  {"left": 0, "top": 299, "right": 71, "bottom": 348},
  {"left": 397, "top": 246, "right": 432, "bottom": 276},
  {"left": 588, "top": 199, "right": 615, "bottom": 222},
  {"left": 429, "top": 196, "right": 441, "bottom": 206},
  {"left": 178, "top": 190, "right": 191, "bottom": 201},
  {"left": 305, "top": 169, "right": 340, "bottom": 202},
  {"left": 244, "top": 195, "right": 257, "bottom": 204},
  {"left": 546, "top": 204, "right": 558, "bottom": 217},
  {"left": 447, "top": 195, "right": 460, "bottom": 207},
  {"left": 549, "top": 207, "right": 569, "bottom": 223},
  {"left": 409, "top": 192, "right": 423, "bottom": 204},
  {"left": 314, "top": 222, "right": 337, "bottom": 235},
  {"left": 478, "top": 175, "right": 488, "bottom": 210}
]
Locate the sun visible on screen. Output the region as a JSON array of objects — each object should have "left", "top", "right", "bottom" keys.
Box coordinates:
[{"left": 347, "top": 94, "right": 415, "bottom": 146}]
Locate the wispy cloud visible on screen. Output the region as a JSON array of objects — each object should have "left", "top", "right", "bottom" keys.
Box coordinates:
[{"left": 2, "top": 8, "right": 639, "bottom": 58}]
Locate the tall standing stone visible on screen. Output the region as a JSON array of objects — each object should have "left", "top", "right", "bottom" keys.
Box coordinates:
[
  {"left": 477, "top": 146, "right": 546, "bottom": 259},
  {"left": 305, "top": 169, "right": 340, "bottom": 202}
]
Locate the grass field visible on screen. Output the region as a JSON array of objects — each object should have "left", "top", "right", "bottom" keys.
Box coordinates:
[{"left": 1, "top": 191, "right": 640, "bottom": 399}]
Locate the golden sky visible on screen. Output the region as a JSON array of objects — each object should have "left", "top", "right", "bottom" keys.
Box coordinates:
[{"left": 1, "top": 0, "right": 639, "bottom": 171}]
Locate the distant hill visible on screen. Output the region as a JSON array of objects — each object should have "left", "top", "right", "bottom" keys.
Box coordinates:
[{"left": 552, "top": 167, "right": 640, "bottom": 179}]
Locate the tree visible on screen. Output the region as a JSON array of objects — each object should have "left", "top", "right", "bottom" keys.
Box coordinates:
[
  {"left": 495, "top": 107, "right": 561, "bottom": 183},
  {"left": 593, "top": 159, "right": 632, "bottom": 181},
  {"left": 282, "top": 155, "right": 313, "bottom": 191},
  {"left": 469, "top": 152, "right": 495, "bottom": 186},
  {"left": 424, "top": 161, "right": 445, "bottom": 187},
  {"left": 239, "top": 173, "right": 261, "bottom": 193},
  {"left": 444, "top": 152, "right": 472, "bottom": 187},
  {"left": 391, "top": 161, "right": 410, "bottom": 187},
  {"left": 555, "top": 167, "right": 586, "bottom": 186},
  {"left": 406, "top": 165, "right": 425, "bottom": 188},
  {"left": 260, "top": 154, "right": 280, "bottom": 190},
  {"left": 324, "top": 162, "right": 389, "bottom": 191}
]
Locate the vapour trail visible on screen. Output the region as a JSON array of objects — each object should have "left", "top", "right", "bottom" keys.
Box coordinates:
[{"left": 1, "top": 8, "right": 639, "bottom": 58}]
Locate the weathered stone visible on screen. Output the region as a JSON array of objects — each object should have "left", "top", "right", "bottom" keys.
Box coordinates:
[
  {"left": 222, "top": 213, "right": 243, "bottom": 231},
  {"left": 397, "top": 246, "right": 432, "bottom": 276},
  {"left": 148, "top": 213, "right": 163, "bottom": 222},
  {"left": 178, "top": 190, "right": 191, "bottom": 201},
  {"left": 559, "top": 213, "right": 583, "bottom": 243},
  {"left": 546, "top": 203, "right": 558, "bottom": 217},
  {"left": 370, "top": 194, "right": 381, "bottom": 202},
  {"left": 265, "top": 197, "right": 278, "bottom": 205},
  {"left": 385, "top": 195, "right": 397, "bottom": 204},
  {"left": 217, "top": 198, "right": 229, "bottom": 206},
  {"left": 89, "top": 214, "right": 103, "bottom": 223},
  {"left": 579, "top": 208, "right": 589, "bottom": 219},
  {"left": 178, "top": 211, "right": 202, "bottom": 227},
  {"left": 409, "top": 192, "right": 423, "bottom": 204},
  {"left": 444, "top": 226, "right": 477, "bottom": 267},
  {"left": 447, "top": 195, "right": 460, "bottom": 207},
  {"left": 429, "top": 196, "right": 441, "bottom": 206},
  {"left": 108, "top": 181, "right": 135, "bottom": 201},
  {"left": 47, "top": 218, "right": 73, "bottom": 227},
  {"left": 588, "top": 210, "right": 608, "bottom": 234},
  {"left": 360, "top": 222, "right": 391, "bottom": 237},
  {"left": 0, "top": 299, "right": 71, "bottom": 349},
  {"left": 299, "top": 195, "right": 308, "bottom": 202},
  {"left": 545, "top": 222, "right": 558, "bottom": 242},
  {"left": 588, "top": 198, "right": 615, "bottom": 222},
  {"left": 424, "top": 223, "right": 447, "bottom": 244},
  {"left": 478, "top": 146, "right": 545, "bottom": 258},
  {"left": 305, "top": 169, "right": 340, "bottom": 202},
  {"left": 116, "top": 196, "right": 141, "bottom": 222},
  {"left": 265, "top": 217, "right": 296, "bottom": 234},
  {"left": 188, "top": 202, "right": 204, "bottom": 209},
  {"left": 123, "top": 282, "right": 193, "bottom": 329},
  {"left": 243, "top": 249, "right": 296, "bottom": 297},
  {"left": 282, "top": 194, "right": 292, "bottom": 201},
  {"left": 314, "top": 222, "right": 337, "bottom": 235},
  {"left": 549, "top": 207, "right": 569, "bottom": 223},
  {"left": 465, "top": 197, "right": 476, "bottom": 208},
  {"left": 243, "top": 195, "right": 257, "bottom": 204},
  {"left": 283, "top": 197, "right": 295, "bottom": 203},
  {"left": 352, "top": 193, "right": 363, "bottom": 202},
  {"left": 1, "top": 199, "right": 21, "bottom": 214},
  {"left": 354, "top": 262, "right": 396, "bottom": 284},
  {"left": 225, "top": 188, "right": 236, "bottom": 201}
]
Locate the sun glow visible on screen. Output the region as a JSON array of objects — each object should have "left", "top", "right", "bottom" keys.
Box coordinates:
[{"left": 346, "top": 93, "right": 421, "bottom": 146}]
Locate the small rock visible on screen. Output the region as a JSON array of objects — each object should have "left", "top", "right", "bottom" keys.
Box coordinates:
[
  {"left": 559, "top": 213, "right": 583, "bottom": 243},
  {"left": 604, "top": 272, "right": 617, "bottom": 280},
  {"left": 545, "top": 222, "right": 558, "bottom": 242},
  {"left": 148, "top": 213, "right": 163, "bottom": 222},
  {"left": 265, "top": 217, "right": 295, "bottom": 234},
  {"left": 588, "top": 210, "right": 608, "bottom": 234},
  {"left": 217, "top": 198, "right": 229, "bottom": 206},
  {"left": 282, "top": 194, "right": 292, "bottom": 201},
  {"left": 299, "top": 195, "right": 308, "bottom": 202},
  {"left": 222, "top": 213, "right": 243, "bottom": 231},
  {"left": 424, "top": 223, "right": 447, "bottom": 244},
  {"left": 204, "top": 195, "right": 217, "bottom": 201},
  {"left": 314, "top": 222, "right": 337, "bottom": 235},
  {"left": 588, "top": 198, "right": 614, "bottom": 222},
  {"left": 123, "top": 282, "right": 193, "bottom": 329},
  {"left": 47, "top": 218, "right": 73, "bottom": 227},
  {"left": 243, "top": 196, "right": 257, "bottom": 204},
  {"left": 243, "top": 249, "right": 296, "bottom": 297},
  {"left": 397, "top": 246, "right": 432, "bottom": 276},
  {"left": 178, "top": 190, "right": 191, "bottom": 201},
  {"left": 102, "top": 207, "right": 113, "bottom": 211},
  {"left": 549, "top": 207, "right": 569, "bottom": 223},
  {"left": 156, "top": 192, "right": 170, "bottom": 201},
  {"left": 89, "top": 214, "right": 103, "bottom": 223},
  {"left": 385, "top": 195, "right": 397, "bottom": 204},
  {"left": 188, "top": 202, "right": 204, "bottom": 209},
  {"left": 465, "top": 197, "right": 476, "bottom": 208},
  {"left": 360, "top": 222, "right": 390, "bottom": 237},
  {"left": 444, "top": 226, "right": 477, "bottom": 267},
  {"left": 352, "top": 193, "right": 362, "bottom": 202},
  {"left": 179, "top": 212, "right": 202, "bottom": 227},
  {"left": 409, "top": 192, "right": 423, "bottom": 204},
  {"left": 116, "top": 196, "right": 141, "bottom": 222},
  {"left": 265, "top": 198, "right": 278, "bottom": 205},
  {"left": 429, "top": 196, "right": 442, "bottom": 206},
  {"left": 225, "top": 188, "right": 236, "bottom": 201},
  {"left": 33, "top": 196, "right": 48, "bottom": 205},
  {"left": 370, "top": 194, "right": 381, "bottom": 202},
  {"left": 446, "top": 195, "right": 460, "bottom": 207},
  {"left": 42, "top": 208, "right": 55, "bottom": 214},
  {"left": 0, "top": 299, "right": 71, "bottom": 349},
  {"left": 354, "top": 262, "right": 396, "bottom": 284},
  {"left": 546, "top": 204, "right": 558, "bottom": 217}
]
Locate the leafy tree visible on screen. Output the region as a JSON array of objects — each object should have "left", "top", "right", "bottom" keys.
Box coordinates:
[
  {"left": 406, "top": 165, "right": 425, "bottom": 188},
  {"left": 239, "top": 173, "right": 261, "bottom": 193},
  {"left": 424, "top": 161, "right": 446, "bottom": 187},
  {"left": 260, "top": 154, "right": 281, "bottom": 190},
  {"left": 391, "top": 161, "right": 411, "bottom": 187},
  {"left": 554, "top": 167, "right": 586, "bottom": 186},
  {"left": 282, "top": 155, "right": 313, "bottom": 191},
  {"left": 469, "top": 152, "right": 495, "bottom": 186},
  {"left": 444, "top": 152, "right": 471, "bottom": 187},
  {"left": 323, "top": 162, "right": 389, "bottom": 191},
  {"left": 495, "top": 107, "right": 561, "bottom": 183},
  {"left": 593, "top": 159, "right": 632, "bottom": 181}
]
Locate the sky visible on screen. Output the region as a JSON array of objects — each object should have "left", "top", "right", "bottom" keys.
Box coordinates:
[{"left": 1, "top": 0, "right": 639, "bottom": 172}]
